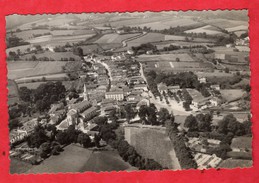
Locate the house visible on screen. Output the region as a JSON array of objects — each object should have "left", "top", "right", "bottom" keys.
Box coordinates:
[
  {"left": 211, "top": 84, "right": 220, "bottom": 91},
  {"left": 198, "top": 77, "right": 207, "bottom": 83},
  {"left": 105, "top": 91, "right": 124, "bottom": 101},
  {"left": 10, "top": 129, "right": 28, "bottom": 144},
  {"left": 157, "top": 83, "right": 168, "bottom": 94},
  {"left": 127, "top": 50, "right": 134, "bottom": 55},
  {"left": 167, "top": 85, "right": 181, "bottom": 92},
  {"left": 134, "top": 84, "right": 148, "bottom": 92},
  {"left": 210, "top": 97, "right": 221, "bottom": 107},
  {"left": 187, "top": 89, "right": 210, "bottom": 109},
  {"left": 231, "top": 137, "right": 252, "bottom": 152},
  {"left": 136, "top": 98, "right": 150, "bottom": 110}
]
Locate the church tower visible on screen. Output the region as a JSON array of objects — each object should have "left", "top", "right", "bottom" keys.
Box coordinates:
[{"left": 83, "top": 84, "right": 89, "bottom": 101}]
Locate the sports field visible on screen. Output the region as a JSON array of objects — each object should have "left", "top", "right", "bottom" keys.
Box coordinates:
[{"left": 125, "top": 126, "right": 181, "bottom": 169}]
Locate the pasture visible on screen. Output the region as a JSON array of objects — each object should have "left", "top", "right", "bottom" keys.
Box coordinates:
[
  {"left": 11, "top": 29, "right": 51, "bottom": 40},
  {"left": 94, "top": 33, "right": 141, "bottom": 44},
  {"left": 18, "top": 82, "right": 47, "bottom": 89},
  {"left": 203, "top": 19, "right": 248, "bottom": 29},
  {"left": 10, "top": 158, "right": 33, "bottom": 174},
  {"left": 184, "top": 25, "right": 224, "bottom": 35},
  {"left": 220, "top": 89, "right": 245, "bottom": 102},
  {"left": 7, "top": 61, "right": 67, "bottom": 80},
  {"left": 26, "top": 144, "right": 135, "bottom": 173},
  {"left": 15, "top": 73, "right": 68, "bottom": 83},
  {"left": 138, "top": 18, "right": 201, "bottom": 30},
  {"left": 20, "top": 51, "right": 81, "bottom": 61}
]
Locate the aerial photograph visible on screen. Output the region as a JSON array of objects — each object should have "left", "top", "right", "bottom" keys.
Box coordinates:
[{"left": 6, "top": 10, "right": 252, "bottom": 174}]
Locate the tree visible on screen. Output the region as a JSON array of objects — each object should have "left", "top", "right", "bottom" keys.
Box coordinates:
[
  {"left": 124, "top": 104, "right": 136, "bottom": 123},
  {"left": 224, "top": 67, "right": 230, "bottom": 73},
  {"left": 196, "top": 113, "right": 212, "bottom": 132},
  {"left": 28, "top": 126, "right": 48, "bottom": 148},
  {"left": 176, "top": 57, "right": 180, "bottom": 62},
  {"left": 184, "top": 115, "right": 198, "bottom": 131},
  {"left": 138, "top": 105, "right": 148, "bottom": 124},
  {"left": 157, "top": 108, "right": 170, "bottom": 125},
  {"left": 19, "top": 87, "right": 32, "bottom": 102},
  {"left": 77, "top": 133, "right": 91, "bottom": 148},
  {"left": 56, "top": 131, "right": 69, "bottom": 145},
  {"left": 217, "top": 114, "right": 245, "bottom": 136}
]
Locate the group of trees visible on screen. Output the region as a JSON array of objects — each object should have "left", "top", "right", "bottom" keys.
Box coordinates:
[
  {"left": 217, "top": 114, "right": 250, "bottom": 136},
  {"left": 19, "top": 82, "right": 66, "bottom": 112},
  {"left": 132, "top": 43, "right": 158, "bottom": 55},
  {"left": 184, "top": 113, "right": 212, "bottom": 132},
  {"left": 6, "top": 36, "right": 29, "bottom": 48}
]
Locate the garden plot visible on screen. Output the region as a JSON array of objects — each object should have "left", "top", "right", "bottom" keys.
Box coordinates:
[{"left": 137, "top": 53, "right": 194, "bottom": 62}]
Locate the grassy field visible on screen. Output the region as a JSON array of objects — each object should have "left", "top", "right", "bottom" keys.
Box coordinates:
[
  {"left": 10, "top": 29, "right": 51, "bottom": 40},
  {"left": 95, "top": 33, "right": 140, "bottom": 44},
  {"left": 18, "top": 82, "right": 47, "bottom": 89},
  {"left": 8, "top": 79, "right": 20, "bottom": 105},
  {"left": 220, "top": 89, "right": 245, "bottom": 102},
  {"left": 125, "top": 127, "right": 180, "bottom": 169},
  {"left": 127, "top": 33, "right": 165, "bottom": 47},
  {"left": 8, "top": 61, "right": 67, "bottom": 80},
  {"left": 10, "top": 158, "right": 33, "bottom": 174},
  {"left": 218, "top": 159, "right": 252, "bottom": 169},
  {"left": 81, "top": 44, "right": 103, "bottom": 54},
  {"left": 6, "top": 45, "right": 31, "bottom": 55},
  {"left": 26, "top": 144, "right": 135, "bottom": 173},
  {"left": 203, "top": 19, "right": 248, "bottom": 29},
  {"left": 20, "top": 51, "right": 81, "bottom": 61},
  {"left": 137, "top": 18, "right": 201, "bottom": 30},
  {"left": 185, "top": 25, "right": 224, "bottom": 35}
]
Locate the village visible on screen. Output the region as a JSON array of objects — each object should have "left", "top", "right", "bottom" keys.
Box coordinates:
[{"left": 7, "top": 11, "right": 252, "bottom": 173}]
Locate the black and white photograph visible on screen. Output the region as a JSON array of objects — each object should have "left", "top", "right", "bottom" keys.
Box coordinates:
[{"left": 6, "top": 10, "right": 252, "bottom": 174}]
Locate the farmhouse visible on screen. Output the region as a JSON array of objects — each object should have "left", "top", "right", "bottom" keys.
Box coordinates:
[
  {"left": 187, "top": 89, "right": 210, "bottom": 109},
  {"left": 211, "top": 84, "right": 220, "bottom": 91},
  {"left": 10, "top": 129, "right": 28, "bottom": 144},
  {"left": 105, "top": 91, "right": 125, "bottom": 101},
  {"left": 210, "top": 97, "right": 221, "bottom": 107}
]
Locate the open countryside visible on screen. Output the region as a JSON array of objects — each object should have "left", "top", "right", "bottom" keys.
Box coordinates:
[{"left": 6, "top": 10, "right": 251, "bottom": 173}]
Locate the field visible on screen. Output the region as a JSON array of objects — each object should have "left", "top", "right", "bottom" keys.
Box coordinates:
[
  {"left": 226, "top": 25, "right": 248, "bottom": 32},
  {"left": 218, "top": 159, "right": 252, "bottom": 169},
  {"left": 9, "top": 29, "right": 51, "bottom": 40},
  {"left": 81, "top": 44, "right": 103, "bottom": 54},
  {"left": 28, "top": 34, "right": 95, "bottom": 45},
  {"left": 6, "top": 45, "right": 31, "bottom": 55},
  {"left": 15, "top": 73, "right": 68, "bottom": 83},
  {"left": 196, "top": 71, "right": 234, "bottom": 79},
  {"left": 126, "top": 33, "right": 165, "bottom": 47},
  {"left": 212, "top": 46, "right": 249, "bottom": 62},
  {"left": 26, "top": 144, "right": 135, "bottom": 173},
  {"left": 10, "top": 158, "right": 33, "bottom": 174},
  {"left": 8, "top": 79, "right": 20, "bottom": 105},
  {"left": 220, "top": 89, "right": 245, "bottom": 102},
  {"left": 95, "top": 33, "right": 140, "bottom": 44},
  {"left": 7, "top": 61, "right": 67, "bottom": 80},
  {"left": 203, "top": 19, "right": 248, "bottom": 29},
  {"left": 137, "top": 53, "right": 194, "bottom": 62},
  {"left": 20, "top": 51, "right": 81, "bottom": 61},
  {"left": 124, "top": 126, "right": 181, "bottom": 169},
  {"left": 184, "top": 25, "right": 224, "bottom": 35}
]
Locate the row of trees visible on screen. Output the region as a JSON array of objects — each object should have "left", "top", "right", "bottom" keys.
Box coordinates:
[{"left": 165, "top": 116, "right": 198, "bottom": 169}]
